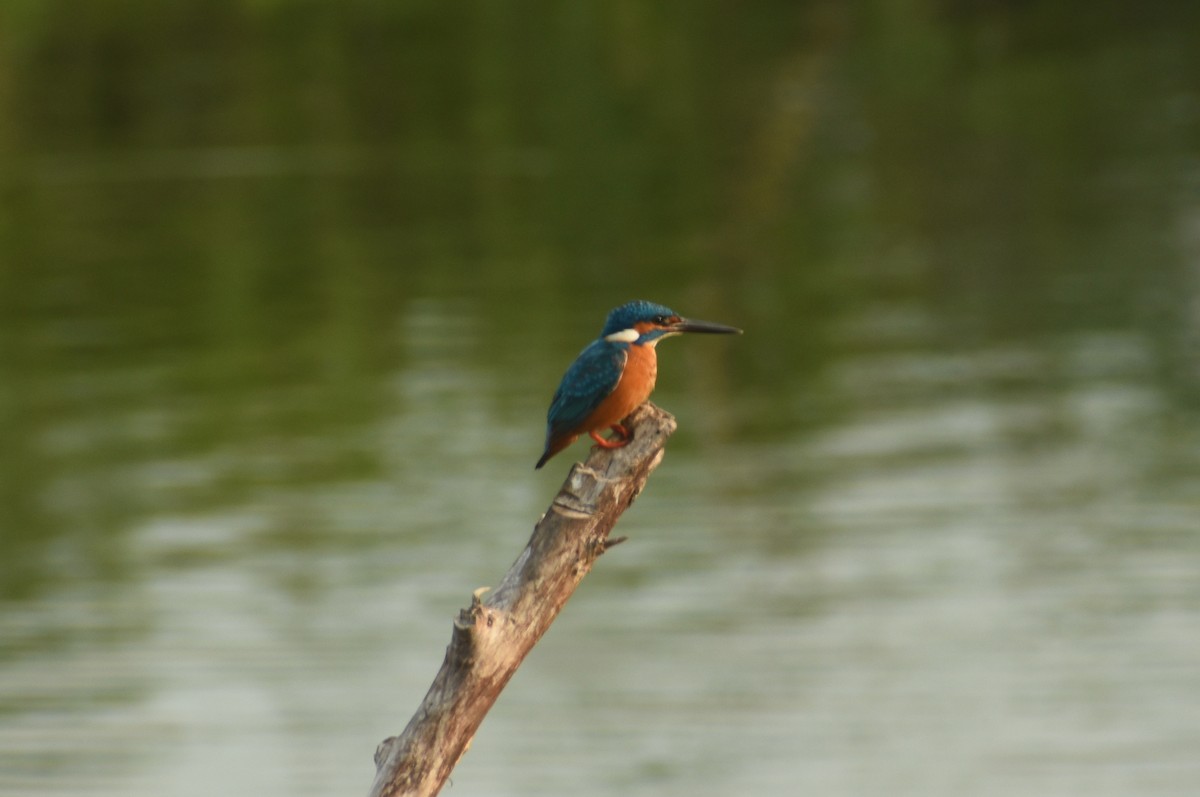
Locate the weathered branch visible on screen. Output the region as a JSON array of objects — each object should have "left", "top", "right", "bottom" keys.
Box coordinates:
[{"left": 367, "top": 401, "right": 678, "bottom": 797}]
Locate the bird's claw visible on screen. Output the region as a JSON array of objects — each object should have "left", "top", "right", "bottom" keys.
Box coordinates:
[{"left": 589, "top": 423, "right": 632, "bottom": 449}]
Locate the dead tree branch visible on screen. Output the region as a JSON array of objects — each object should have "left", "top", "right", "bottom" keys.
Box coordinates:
[{"left": 367, "top": 401, "right": 678, "bottom": 797}]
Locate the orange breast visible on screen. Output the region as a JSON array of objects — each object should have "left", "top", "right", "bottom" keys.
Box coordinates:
[{"left": 582, "top": 343, "right": 658, "bottom": 432}]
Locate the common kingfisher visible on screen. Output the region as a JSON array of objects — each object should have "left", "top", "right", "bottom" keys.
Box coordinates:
[{"left": 535, "top": 300, "right": 742, "bottom": 469}]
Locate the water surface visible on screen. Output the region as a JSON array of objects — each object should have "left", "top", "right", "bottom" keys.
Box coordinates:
[{"left": 1, "top": 4, "right": 1198, "bottom": 796}]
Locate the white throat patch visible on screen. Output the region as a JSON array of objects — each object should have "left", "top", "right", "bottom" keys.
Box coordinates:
[{"left": 604, "top": 328, "right": 640, "bottom": 343}]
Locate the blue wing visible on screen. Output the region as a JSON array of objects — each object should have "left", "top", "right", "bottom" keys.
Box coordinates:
[{"left": 545, "top": 339, "right": 628, "bottom": 441}]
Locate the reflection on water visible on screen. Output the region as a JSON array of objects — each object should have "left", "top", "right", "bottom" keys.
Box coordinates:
[
  {"left": 5, "top": 316, "right": 1197, "bottom": 797},
  {"left": 2, "top": 3, "right": 1200, "bottom": 797}
]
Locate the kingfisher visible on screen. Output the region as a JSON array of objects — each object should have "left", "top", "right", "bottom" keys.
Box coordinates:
[{"left": 535, "top": 300, "right": 742, "bottom": 469}]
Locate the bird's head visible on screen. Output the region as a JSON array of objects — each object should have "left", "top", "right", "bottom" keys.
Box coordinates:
[{"left": 600, "top": 300, "right": 742, "bottom": 346}]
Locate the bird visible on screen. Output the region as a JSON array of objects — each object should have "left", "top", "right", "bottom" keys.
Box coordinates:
[{"left": 536, "top": 300, "right": 741, "bottom": 469}]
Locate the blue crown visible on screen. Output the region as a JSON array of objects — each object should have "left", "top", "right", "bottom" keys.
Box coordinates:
[{"left": 600, "top": 300, "right": 677, "bottom": 336}]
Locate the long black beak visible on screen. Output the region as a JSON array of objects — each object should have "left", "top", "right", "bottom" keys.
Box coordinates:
[{"left": 671, "top": 317, "right": 743, "bottom": 335}]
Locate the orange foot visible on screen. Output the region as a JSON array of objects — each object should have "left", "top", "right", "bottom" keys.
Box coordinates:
[{"left": 589, "top": 423, "right": 632, "bottom": 449}]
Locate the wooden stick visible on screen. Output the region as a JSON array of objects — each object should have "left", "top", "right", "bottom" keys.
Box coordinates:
[{"left": 367, "top": 402, "right": 678, "bottom": 797}]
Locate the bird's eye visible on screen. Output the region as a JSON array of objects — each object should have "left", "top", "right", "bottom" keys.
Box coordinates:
[{"left": 654, "top": 315, "right": 667, "bottom": 324}]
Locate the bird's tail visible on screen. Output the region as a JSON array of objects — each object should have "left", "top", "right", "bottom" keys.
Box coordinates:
[{"left": 535, "top": 433, "right": 577, "bottom": 469}]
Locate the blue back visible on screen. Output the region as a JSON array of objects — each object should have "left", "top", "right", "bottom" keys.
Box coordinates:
[{"left": 544, "top": 338, "right": 627, "bottom": 441}]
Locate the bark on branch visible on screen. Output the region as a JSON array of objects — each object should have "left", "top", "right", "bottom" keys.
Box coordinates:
[{"left": 367, "top": 401, "right": 678, "bottom": 797}]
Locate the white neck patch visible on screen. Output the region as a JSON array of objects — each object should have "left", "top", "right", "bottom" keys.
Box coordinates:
[{"left": 604, "top": 328, "right": 640, "bottom": 343}]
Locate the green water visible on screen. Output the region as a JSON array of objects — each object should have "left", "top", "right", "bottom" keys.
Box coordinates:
[{"left": 2, "top": 3, "right": 1198, "bottom": 796}]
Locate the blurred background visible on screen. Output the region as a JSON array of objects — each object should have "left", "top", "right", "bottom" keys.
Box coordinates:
[{"left": 2, "top": 2, "right": 1199, "bottom": 796}]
